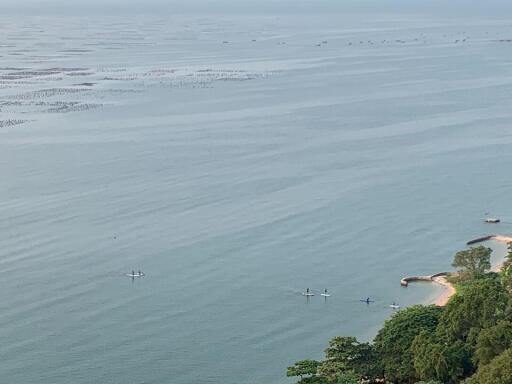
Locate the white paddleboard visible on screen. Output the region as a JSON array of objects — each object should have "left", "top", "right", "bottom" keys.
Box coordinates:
[
  {"left": 126, "top": 273, "right": 145, "bottom": 278},
  {"left": 302, "top": 293, "right": 315, "bottom": 296},
  {"left": 389, "top": 305, "right": 400, "bottom": 309},
  {"left": 321, "top": 294, "right": 331, "bottom": 297}
]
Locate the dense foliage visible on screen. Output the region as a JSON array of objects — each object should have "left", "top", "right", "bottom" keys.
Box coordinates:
[
  {"left": 374, "top": 305, "right": 442, "bottom": 383},
  {"left": 464, "top": 348, "right": 512, "bottom": 384},
  {"left": 286, "top": 244, "right": 512, "bottom": 384},
  {"left": 451, "top": 246, "right": 491, "bottom": 280}
]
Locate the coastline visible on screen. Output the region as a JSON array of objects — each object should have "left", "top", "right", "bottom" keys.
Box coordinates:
[
  {"left": 431, "top": 275, "right": 456, "bottom": 306},
  {"left": 426, "top": 234, "right": 512, "bottom": 307},
  {"left": 487, "top": 235, "right": 512, "bottom": 272},
  {"left": 492, "top": 235, "right": 512, "bottom": 243}
]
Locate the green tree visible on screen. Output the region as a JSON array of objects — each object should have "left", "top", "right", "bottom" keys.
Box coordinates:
[
  {"left": 501, "top": 243, "right": 512, "bottom": 271},
  {"left": 473, "top": 320, "right": 512, "bottom": 368},
  {"left": 451, "top": 246, "right": 492, "bottom": 280},
  {"left": 414, "top": 381, "right": 443, "bottom": 384},
  {"left": 441, "top": 341, "right": 473, "bottom": 383},
  {"left": 287, "top": 360, "right": 321, "bottom": 380},
  {"left": 412, "top": 332, "right": 448, "bottom": 382},
  {"left": 412, "top": 332, "right": 472, "bottom": 384},
  {"left": 436, "top": 277, "right": 509, "bottom": 345},
  {"left": 373, "top": 305, "right": 443, "bottom": 384},
  {"left": 317, "top": 363, "right": 359, "bottom": 384},
  {"left": 502, "top": 266, "right": 512, "bottom": 295},
  {"left": 465, "top": 348, "right": 512, "bottom": 384},
  {"left": 323, "top": 336, "right": 382, "bottom": 380},
  {"left": 333, "top": 371, "right": 359, "bottom": 384},
  {"left": 501, "top": 244, "right": 512, "bottom": 294}
]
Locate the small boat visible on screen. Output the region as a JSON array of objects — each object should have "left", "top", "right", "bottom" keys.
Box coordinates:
[
  {"left": 302, "top": 292, "right": 315, "bottom": 296},
  {"left": 126, "top": 271, "right": 145, "bottom": 278},
  {"left": 390, "top": 304, "right": 400, "bottom": 309},
  {"left": 485, "top": 218, "right": 500, "bottom": 223}
]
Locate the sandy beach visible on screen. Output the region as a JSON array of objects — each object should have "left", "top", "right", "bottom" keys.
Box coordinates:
[
  {"left": 431, "top": 275, "right": 456, "bottom": 306},
  {"left": 491, "top": 235, "right": 512, "bottom": 244},
  {"left": 429, "top": 234, "right": 512, "bottom": 306},
  {"left": 490, "top": 235, "right": 512, "bottom": 272}
]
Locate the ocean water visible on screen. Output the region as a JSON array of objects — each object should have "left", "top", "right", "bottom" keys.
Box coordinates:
[{"left": 1, "top": 10, "right": 512, "bottom": 384}]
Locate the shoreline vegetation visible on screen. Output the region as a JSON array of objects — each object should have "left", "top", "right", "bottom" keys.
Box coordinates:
[
  {"left": 287, "top": 235, "right": 512, "bottom": 384},
  {"left": 428, "top": 235, "right": 512, "bottom": 307}
]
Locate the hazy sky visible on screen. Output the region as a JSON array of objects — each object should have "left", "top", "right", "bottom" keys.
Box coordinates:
[{"left": 2, "top": 0, "right": 512, "bottom": 16}]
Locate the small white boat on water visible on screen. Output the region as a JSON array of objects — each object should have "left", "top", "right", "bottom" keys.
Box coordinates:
[
  {"left": 485, "top": 218, "right": 500, "bottom": 223},
  {"left": 126, "top": 271, "right": 145, "bottom": 278}
]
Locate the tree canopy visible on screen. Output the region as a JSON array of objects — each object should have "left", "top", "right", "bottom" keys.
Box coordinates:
[
  {"left": 412, "top": 333, "right": 472, "bottom": 384},
  {"left": 451, "top": 246, "right": 491, "bottom": 280},
  {"left": 473, "top": 320, "right": 512, "bottom": 368},
  {"left": 286, "top": 337, "right": 382, "bottom": 384},
  {"left": 373, "top": 305, "right": 443, "bottom": 383},
  {"left": 501, "top": 243, "right": 512, "bottom": 294},
  {"left": 465, "top": 348, "right": 512, "bottom": 384},
  {"left": 322, "top": 336, "right": 382, "bottom": 380},
  {"left": 435, "top": 277, "right": 509, "bottom": 344},
  {"left": 287, "top": 359, "right": 321, "bottom": 380}
]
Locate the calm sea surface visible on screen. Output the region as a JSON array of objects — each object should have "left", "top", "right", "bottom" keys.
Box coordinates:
[{"left": 1, "top": 10, "right": 512, "bottom": 384}]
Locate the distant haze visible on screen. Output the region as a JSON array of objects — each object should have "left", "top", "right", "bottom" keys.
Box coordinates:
[{"left": 2, "top": 0, "right": 512, "bottom": 16}]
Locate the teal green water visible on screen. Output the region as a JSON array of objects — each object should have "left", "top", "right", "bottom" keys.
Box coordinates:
[{"left": 1, "top": 9, "right": 512, "bottom": 384}]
